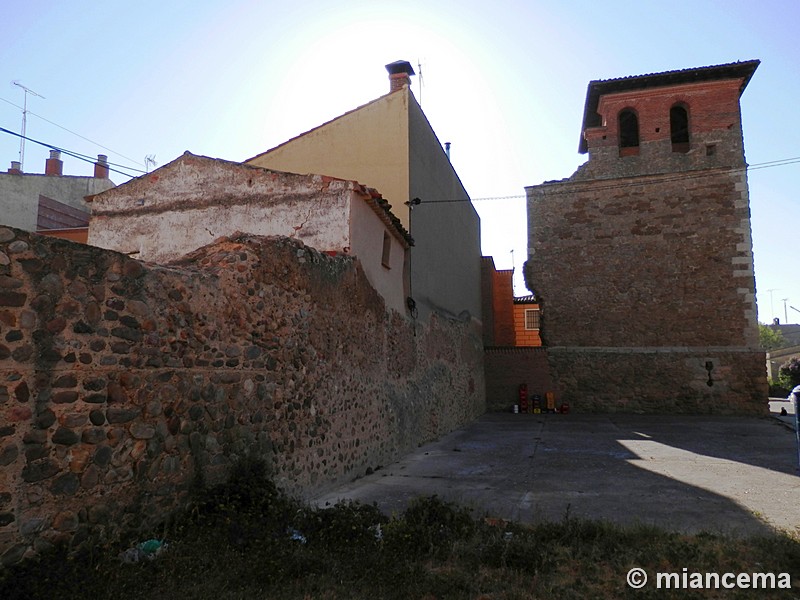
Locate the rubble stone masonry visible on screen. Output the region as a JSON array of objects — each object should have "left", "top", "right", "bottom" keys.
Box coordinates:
[
  {"left": 525, "top": 64, "right": 767, "bottom": 414},
  {"left": 0, "top": 227, "right": 484, "bottom": 566},
  {"left": 526, "top": 167, "right": 767, "bottom": 413}
]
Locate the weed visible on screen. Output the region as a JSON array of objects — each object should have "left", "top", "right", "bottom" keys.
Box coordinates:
[{"left": 1, "top": 459, "right": 798, "bottom": 599}]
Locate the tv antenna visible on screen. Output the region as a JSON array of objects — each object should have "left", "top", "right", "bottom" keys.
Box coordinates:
[
  {"left": 767, "top": 288, "right": 780, "bottom": 322},
  {"left": 417, "top": 59, "right": 424, "bottom": 106},
  {"left": 144, "top": 154, "right": 158, "bottom": 172},
  {"left": 12, "top": 81, "right": 45, "bottom": 171}
]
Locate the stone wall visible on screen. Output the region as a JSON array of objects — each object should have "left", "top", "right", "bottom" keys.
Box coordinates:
[
  {"left": 546, "top": 349, "right": 766, "bottom": 414},
  {"left": 526, "top": 167, "right": 767, "bottom": 413},
  {"left": 528, "top": 169, "right": 759, "bottom": 347},
  {"left": 0, "top": 227, "right": 485, "bottom": 566}
]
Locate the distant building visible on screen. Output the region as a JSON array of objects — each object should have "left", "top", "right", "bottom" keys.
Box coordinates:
[
  {"left": 768, "top": 322, "right": 800, "bottom": 348},
  {"left": 481, "top": 256, "right": 551, "bottom": 411},
  {"left": 525, "top": 60, "right": 766, "bottom": 414},
  {"left": 480, "top": 257, "right": 514, "bottom": 346},
  {"left": 0, "top": 151, "right": 114, "bottom": 242},
  {"left": 87, "top": 153, "right": 413, "bottom": 314},
  {"left": 512, "top": 295, "right": 541, "bottom": 347},
  {"left": 245, "top": 61, "right": 481, "bottom": 325},
  {"left": 480, "top": 257, "right": 542, "bottom": 348}
]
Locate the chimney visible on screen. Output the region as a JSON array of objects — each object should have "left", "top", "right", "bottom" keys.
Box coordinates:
[
  {"left": 8, "top": 161, "right": 22, "bottom": 175},
  {"left": 45, "top": 150, "right": 63, "bottom": 176},
  {"left": 94, "top": 154, "right": 109, "bottom": 179},
  {"left": 385, "top": 60, "right": 415, "bottom": 93}
]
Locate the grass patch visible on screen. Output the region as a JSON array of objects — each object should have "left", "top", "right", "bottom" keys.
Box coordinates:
[{"left": 2, "top": 458, "right": 798, "bottom": 599}]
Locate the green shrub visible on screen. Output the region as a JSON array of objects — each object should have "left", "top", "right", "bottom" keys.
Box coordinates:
[
  {"left": 769, "top": 380, "right": 791, "bottom": 398},
  {"left": 300, "top": 500, "right": 387, "bottom": 552},
  {"left": 383, "top": 495, "right": 476, "bottom": 558},
  {"left": 189, "top": 455, "right": 299, "bottom": 549},
  {"left": 778, "top": 357, "right": 800, "bottom": 389}
]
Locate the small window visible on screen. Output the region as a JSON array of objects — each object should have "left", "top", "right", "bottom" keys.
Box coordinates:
[
  {"left": 618, "top": 109, "right": 640, "bottom": 156},
  {"left": 670, "top": 104, "right": 690, "bottom": 153},
  {"left": 381, "top": 231, "right": 391, "bottom": 268},
  {"left": 524, "top": 309, "right": 540, "bottom": 330}
]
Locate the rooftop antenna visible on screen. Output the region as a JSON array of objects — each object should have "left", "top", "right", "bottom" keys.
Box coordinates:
[
  {"left": 12, "top": 81, "right": 45, "bottom": 171},
  {"left": 417, "top": 59, "right": 424, "bottom": 106},
  {"left": 767, "top": 288, "right": 780, "bottom": 322},
  {"left": 144, "top": 154, "right": 158, "bottom": 172}
]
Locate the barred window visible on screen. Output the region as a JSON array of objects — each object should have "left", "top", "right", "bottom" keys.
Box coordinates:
[{"left": 524, "top": 309, "right": 540, "bottom": 330}]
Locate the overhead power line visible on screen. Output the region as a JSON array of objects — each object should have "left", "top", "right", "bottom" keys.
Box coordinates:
[
  {"left": 423, "top": 157, "right": 800, "bottom": 204},
  {"left": 0, "top": 94, "right": 146, "bottom": 168},
  {"left": 0, "top": 126, "right": 144, "bottom": 179},
  {"left": 2, "top": 108, "right": 798, "bottom": 199}
]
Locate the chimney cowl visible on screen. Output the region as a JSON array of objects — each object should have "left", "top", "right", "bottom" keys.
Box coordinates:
[{"left": 385, "top": 60, "right": 415, "bottom": 93}]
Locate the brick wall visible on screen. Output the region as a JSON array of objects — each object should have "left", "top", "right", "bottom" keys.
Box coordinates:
[
  {"left": 512, "top": 303, "right": 541, "bottom": 347},
  {"left": 492, "top": 270, "right": 515, "bottom": 346},
  {"left": 484, "top": 347, "right": 554, "bottom": 412},
  {"left": 480, "top": 259, "right": 514, "bottom": 346},
  {"left": 579, "top": 79, "right": 748, "bottom": 181},
  {"left": 0, "top": 227, "right": 485, "bottom": 566}
]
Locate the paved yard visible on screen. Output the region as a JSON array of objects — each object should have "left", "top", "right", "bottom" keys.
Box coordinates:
[{"left": 312, "top": 413, "right": 800, "bottom": 537}]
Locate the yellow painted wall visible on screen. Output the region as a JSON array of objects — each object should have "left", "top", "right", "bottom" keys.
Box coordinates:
[
  {"left": 246, "top": 92, "right": 411, "bottom": 228},
  {"left": 246, "top": 85, "right": 482, "bottom": 324}
]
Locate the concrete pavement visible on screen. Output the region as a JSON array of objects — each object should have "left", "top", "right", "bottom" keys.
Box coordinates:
[
  {"left": 312, "top": 413, "right": 800, "bottom": 537},
  {"left": 769, "top": 397, "right": 797, "bottom": 430}
]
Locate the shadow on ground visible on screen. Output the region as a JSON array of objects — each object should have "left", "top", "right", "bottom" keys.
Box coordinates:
[{"left": 312, "top": 413, "right": 800, "bottom": 537}]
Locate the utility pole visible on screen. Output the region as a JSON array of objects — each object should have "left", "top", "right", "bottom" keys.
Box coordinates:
[{"left": 12, "top": 81, "right": 45, "bottom": 172}]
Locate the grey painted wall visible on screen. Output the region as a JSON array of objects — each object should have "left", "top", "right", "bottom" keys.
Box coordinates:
[
  {"left": 408, "top": 99, "right": 482, "bottom": 324},
  {"left": 0, "top": 173, "right": 114, "bottom": 231}
]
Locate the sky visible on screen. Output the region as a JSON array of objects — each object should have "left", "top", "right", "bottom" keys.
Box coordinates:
[{"left": 1, "top": 0, "right": 798, "bottom": 325}]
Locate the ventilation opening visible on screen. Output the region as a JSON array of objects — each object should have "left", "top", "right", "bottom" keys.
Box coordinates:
[{"left": 381, "top": 230, "right": 392, "bottom": 268}]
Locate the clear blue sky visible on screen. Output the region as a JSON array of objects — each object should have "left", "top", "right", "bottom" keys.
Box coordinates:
[{"left": 1, "top": 0, "right": 798, "bottom": 324}]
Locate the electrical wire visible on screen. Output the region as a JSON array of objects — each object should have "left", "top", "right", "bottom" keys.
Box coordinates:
[
  {"left": 0, "top": 95, "right": 147, "bottom": 168},
  {"left": 0, "top": 126, "right": 144, "bottom": 179},
  {"left": 417, "top": 156, "right": 800, "bottom": 204},
  {"left": 2, "top": 100, "right": 798, "bottom": 201}
]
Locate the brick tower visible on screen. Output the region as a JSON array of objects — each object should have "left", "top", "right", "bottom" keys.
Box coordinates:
[{"left": 524, "top": 60, "right": 766, "bottom": 413}]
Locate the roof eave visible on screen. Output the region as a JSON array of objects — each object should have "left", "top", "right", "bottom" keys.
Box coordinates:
[{"left": 578, "top": 60, "right": 760, "bottom": 154}]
